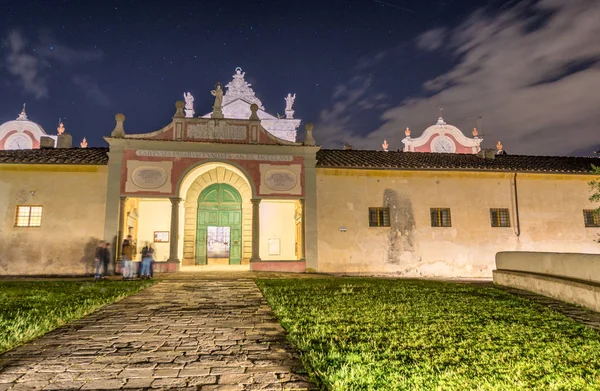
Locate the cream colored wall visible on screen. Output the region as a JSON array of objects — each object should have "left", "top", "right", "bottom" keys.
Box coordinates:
[
  {"left": 259, "top": 200, "right": 296, "bottom": 260},
  {"left": 0, "top": 165, "right": 108, "bottom": 275},
  {"left": 316, "top": 168, "right": 600, "bottom": 278},
  {"left": 136, "top": 198, "right": 171, "bottom": 261}
]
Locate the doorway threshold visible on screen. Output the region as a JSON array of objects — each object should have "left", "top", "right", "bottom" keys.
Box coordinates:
[{"left": 180, "top": 265, "right": 250, "bottom": 272}]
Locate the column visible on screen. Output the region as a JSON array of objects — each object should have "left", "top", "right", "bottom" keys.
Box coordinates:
[
  {"left": 299, "top": 198, "right": 306, "bottom": 261},
  {"left": 251, "top": 198, "right": 261, "bottom": 262},
  {"left": 117, "top": 197, "right": 127, "bottom": 260},
  {"left": 168, "top": 197, "right": 181, "bottom": 263}
]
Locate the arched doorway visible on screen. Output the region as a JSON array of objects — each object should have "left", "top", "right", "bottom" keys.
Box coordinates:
[{"left": 196, "top": 183, "right": 242, "bottom": 265}]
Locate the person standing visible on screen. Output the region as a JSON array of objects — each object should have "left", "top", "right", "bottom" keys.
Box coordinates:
[
  {"left": 140, "top": 242, "right": 154, "bottom": 279},
  {"left": 122, "top": 235, "right": 134, "bottom": 280},
  {"left": 94, "top": 240, "right": 105, "bottom": 281}
]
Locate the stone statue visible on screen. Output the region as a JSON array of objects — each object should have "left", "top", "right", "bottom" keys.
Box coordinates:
[
  {"left": 285, "top": 93, "right": 296, "bottom": 111},
  {"left": 211, "top": 83, "right": 224, "bottom": 118},
  {"left": 183, "top": 92, "right": 195, "bottom": 118},
  {"left": 183, "top": 92, "right": 194, "bottom": 110},
  {"left": 285, "top": 93, "right": 296, "bottom": 119}
]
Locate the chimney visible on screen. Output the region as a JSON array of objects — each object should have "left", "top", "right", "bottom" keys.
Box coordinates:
[
  {"left": 56, "top": 133, "right": 73, "bottom": 148},
  {"left": 39, "top": 136, "right": 55, "bottom": 149},
  {"left": 476, "top": 149, "right": 496, "bottom": 159}
]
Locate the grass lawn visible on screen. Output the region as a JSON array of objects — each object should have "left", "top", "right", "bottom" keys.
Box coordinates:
[
  {"left": 0, "top": 279, "right": 155, "bottom": 354},
  {"left": 257, "top": 278, "right": 600, "bottom": 390}
]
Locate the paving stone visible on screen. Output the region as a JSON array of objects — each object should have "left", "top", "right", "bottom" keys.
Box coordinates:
[
  {"left": 42, "top": 380, "right": 86, "bottom": 390},
  {"left": 0, "top": 276, "right": 316, "bottom": 390},
  {"left": 80, "top": 379, "right": 125, "bottom": 390}
]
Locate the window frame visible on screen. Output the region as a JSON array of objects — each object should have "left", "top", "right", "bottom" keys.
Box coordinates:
[
  {"left": 490, "top": 208, "right": 511, "bottom": 228},
  {"left": 368, "top": 207, "right": 391, "bottom": 227},
  {"left": 14, "top": 205, "right": 43, "bottom": 228},
  {"left": 583, "top": 209, "right": 600, "bottom": 228},
  {"left": 430, "top": 207, "right": 452, "bottom": 227}
]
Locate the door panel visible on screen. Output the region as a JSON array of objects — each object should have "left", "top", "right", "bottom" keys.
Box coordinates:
[{"left": 196, "top": 183, "right": 243, "bottom": 266}]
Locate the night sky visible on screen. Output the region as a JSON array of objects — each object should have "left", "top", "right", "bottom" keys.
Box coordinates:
[{"left": 1, "top": 0, "right": 599, "bottom": 155}]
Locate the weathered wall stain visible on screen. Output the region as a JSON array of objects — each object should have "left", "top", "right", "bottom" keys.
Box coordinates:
[{"left": 384, "top": 189, "right": 416, "bottom": 264}]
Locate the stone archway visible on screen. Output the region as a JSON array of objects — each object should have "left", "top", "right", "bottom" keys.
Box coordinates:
[{"left": 182, "top": 165, "right": 252, "bottom": 266}]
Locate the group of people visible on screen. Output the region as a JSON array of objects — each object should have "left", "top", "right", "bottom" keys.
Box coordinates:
[
  {"left": 93, "top": 235, "right": 155, "bottom": 280},
  {"left": 121, "top": 235, "right": 155, "bottom": 280}
]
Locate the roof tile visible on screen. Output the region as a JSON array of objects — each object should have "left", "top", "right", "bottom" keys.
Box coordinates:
[
  {"left": 316, "top": 149, "right": 600, "bottom": 173},
  {"left": 0, "top": 148, "right": 108, "bottom": 165}
]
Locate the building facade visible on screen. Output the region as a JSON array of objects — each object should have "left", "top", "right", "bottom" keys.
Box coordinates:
[{"left": 1, "top": 69, "right": 600, "bottom": 277}]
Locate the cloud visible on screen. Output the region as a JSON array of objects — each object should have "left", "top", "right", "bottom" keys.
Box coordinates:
[
  {"left": 416, "top": 27, "right": 447, "bottom": 52},
  {"left": 4, "top": 31, "right": 47, "bottom": 98},
  {"left": 2, "top": 30, "right": 104, "bottom": 101},
  {"left": 317, "top": 0, "right": 600, "bottom": 156},
  {"left": 72, "top": 75, "right": 111, "bottom": 107}
]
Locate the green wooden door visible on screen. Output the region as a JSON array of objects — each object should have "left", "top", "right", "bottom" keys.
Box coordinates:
[{"left": 196, "top": 184, "right": 242, "bottom": 265}]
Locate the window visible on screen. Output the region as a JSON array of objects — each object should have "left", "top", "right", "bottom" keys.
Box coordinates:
[
  {"left": 369, "top": 207, "right": 390, "bottom": 227},
  {"left": 583, "top": 209, "right": 600, "bottom": 227},
  {"left": 490, "top": 208, "right": 511, "bottom": 227},
  {"left": 15, "top": 206, "right": 43, "bottom": 227},
  {"left": 430, "top": 208, "right": 451, "bottom": 227}
]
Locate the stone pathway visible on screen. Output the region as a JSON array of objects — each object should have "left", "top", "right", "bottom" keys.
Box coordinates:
[{"left": 0, "top": 278, "right": 317, "bottom": 391}]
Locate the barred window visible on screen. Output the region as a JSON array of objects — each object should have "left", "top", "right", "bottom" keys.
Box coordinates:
[
  {"left": 369, "top": 207, "right": 390, "bottom": 227},
  {"left": 583, "top": 209, "right": 600, "bottom": 227},
  {"left": 490, "top": 208, "right": 511, "bottom": 227},
  {"left": 430, "top": 208, "right": 451, "bottom": 227},
  {"left": 15, "top": 206, "right": 43, "bottom": 227}
]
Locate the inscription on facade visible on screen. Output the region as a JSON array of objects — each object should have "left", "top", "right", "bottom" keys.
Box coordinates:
[
  {"left": 187, "top": 123, "right": 247, "bottom": 140},
  {"left": 265, "top": 170, "right": 297, "bottom": 191},
  {"left": 136, "top": 150, "right": 293, "bottom": 162},
  {"left": 131, "top": 167, "right": 168, "bottom": 189}
]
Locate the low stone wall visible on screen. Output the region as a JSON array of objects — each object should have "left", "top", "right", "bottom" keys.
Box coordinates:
[
  {"left": 251, "top": 261, "right": 306, "bottom": 273},
  {"left": 494, "top": 251, "right": 600, "bottom": 312}
]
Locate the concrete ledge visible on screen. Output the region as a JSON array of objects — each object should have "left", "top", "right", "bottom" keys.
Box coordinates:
[
  {"left": 493, "top": 270, "right": 600, "bottom": 312},
  {"left": 251, "top": 261, "right": 306, "bottom": 273},
  {"left": 496, "top": 251, "right": 600, "bottom": 284}
]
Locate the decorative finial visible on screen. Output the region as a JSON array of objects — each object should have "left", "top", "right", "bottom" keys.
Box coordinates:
[
  {"left": 174, "top": 100, "right": 185, "bottom": 118},
  {"left": 382, "top": 139, "right": 389, "bottom": 152},
  {"left": 472, "top": 127, "right": 479, "bottom": 137},
  {"left": 303, "top": 122, "right": 316, "bottom": 146},
  {"left": 496, "top": 141, "right": 503, "bottom": 151},
  {"left": 405, "top": 127, "right": 411, "bottom": 137},
  {"left": 80, "top": 138, "right": 88, "bottom": 148},
  {"left": 111, "top": 113, "right": 126, "bottom": 138},
  {"left": 249, "top": 104, "right": 260, "bottom": 120},
  {"left": 57, "top": 122, "right": 65, "bottom": 135},
  {"left": 16, "top": 103, "right": 28, "bottom": 121}
]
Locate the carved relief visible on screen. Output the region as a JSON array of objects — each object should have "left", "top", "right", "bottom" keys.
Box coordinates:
[
  {"left": 259, "top": 163, "right": 302, "bottom": 196},
  {"left": 265, "top": 170, "right": 297, "bottom": 191},
  {"left": 131, "top": 167, "right": 168, "bottom": 189},
  {"left": 125, "top": 160, "right": 173, "bottom": 194},
  {"left": 187, "top": 122, "right": 247, "bottom": 141}
]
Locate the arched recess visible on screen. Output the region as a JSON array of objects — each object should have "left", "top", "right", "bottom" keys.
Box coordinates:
[
  {"left": 196, "top": 184, "right": 242, "bottom": 265},
  {"left": 181, "top": 164, "right": 252, "bottom": 265}
]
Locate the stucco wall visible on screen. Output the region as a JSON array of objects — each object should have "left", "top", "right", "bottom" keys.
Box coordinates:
[
  {"left": 316, "top": 168, "right": 600, "bottom": 277},
  {"left": 137, "top": 199, "right": 171, "bottom": 261},
  {"left": 0, "top": 164, "right": 108, "bottom": 275}
]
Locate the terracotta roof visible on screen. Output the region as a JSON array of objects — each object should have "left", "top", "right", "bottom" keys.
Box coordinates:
[
  {"left": 0, "top": 148, "right": 109, "bottom": 165},
  {"left": 316, "top": 149, "right": 600, "bottom": 174}
]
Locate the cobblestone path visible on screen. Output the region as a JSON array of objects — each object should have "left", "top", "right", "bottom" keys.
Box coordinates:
[{"left": 0, "top": 279, "right": 317, "bottom": 391}]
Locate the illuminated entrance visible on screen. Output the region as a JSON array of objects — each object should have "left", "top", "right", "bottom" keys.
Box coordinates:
[{"left": 196, "top": 183, "right": 242, "bottom": 265}]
